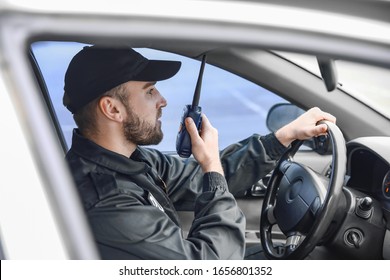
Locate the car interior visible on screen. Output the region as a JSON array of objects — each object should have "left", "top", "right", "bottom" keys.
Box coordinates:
[{"left": 26, "top": 38, "right": 390, "bottom": 259}]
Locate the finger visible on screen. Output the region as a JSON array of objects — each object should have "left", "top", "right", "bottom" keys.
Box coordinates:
[
  {"left": 322, "top": 112, "right": 337, "bottom": 123},
  {"left": 313, "top": 123, "right": 328, "bottom": 136},
  {"left": 185, "top": 117, "right": 201, "bottom": 142},
  {"left": 198, "top": 114, "right": 212, "bottom": 137},
  {"left": 312, "top": 107, "right": 336, "bottom": 124},
  {"left": 199, "top": 113, "right": 210, "bottom": 128}
]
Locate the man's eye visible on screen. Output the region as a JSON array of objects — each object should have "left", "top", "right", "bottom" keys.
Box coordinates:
[{"left": 147, "top": 88, "right": 154, "bottom": 95}]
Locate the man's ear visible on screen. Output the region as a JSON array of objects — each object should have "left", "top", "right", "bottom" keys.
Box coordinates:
[{"left": 98, "top": 96, "right": 124, "bottom": 122}]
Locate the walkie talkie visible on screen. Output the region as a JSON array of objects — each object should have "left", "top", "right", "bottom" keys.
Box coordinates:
[{"left": 176, "top": 55, "right": 206, "bottom": 158}]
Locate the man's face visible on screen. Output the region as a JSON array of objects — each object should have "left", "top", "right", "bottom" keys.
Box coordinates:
[{"left": 120, "top": 81, "right": 167, "bottom": 146}]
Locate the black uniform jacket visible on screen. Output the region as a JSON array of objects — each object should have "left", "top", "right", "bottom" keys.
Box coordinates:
[{"left": 65, "top": 130, "right": 286, "bottom": 259}]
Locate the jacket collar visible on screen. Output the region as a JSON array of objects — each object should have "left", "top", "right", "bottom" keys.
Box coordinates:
[{"left": 69, "top": 129, "right": 149, "bottom": 175}]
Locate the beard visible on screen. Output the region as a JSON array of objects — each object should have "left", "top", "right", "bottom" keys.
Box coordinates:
[{"left": 122, "top": 102, "right": 163, "bottom": 146}]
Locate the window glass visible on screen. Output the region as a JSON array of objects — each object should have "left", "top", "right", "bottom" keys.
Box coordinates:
[
  {"left": 277, "top": 51, "right": 390, "bottom": 119},
  {"left": 32, "top": 41, "right": 286, "bottom": 152}
]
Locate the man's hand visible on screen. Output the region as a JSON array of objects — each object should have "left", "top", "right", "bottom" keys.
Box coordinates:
[
  {"left": 275, "top": 107, "right": 336, "bottom": 147},
  {"left": 185, "top": 114, "right": 224, "bottom": 175}
]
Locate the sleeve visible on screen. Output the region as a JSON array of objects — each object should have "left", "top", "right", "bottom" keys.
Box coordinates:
[
  {"left": 220, "top": 132, "right": 287, "bottom": 195},
  {"left": 87, "top": 172, "right": 245, "bottom": 260}
]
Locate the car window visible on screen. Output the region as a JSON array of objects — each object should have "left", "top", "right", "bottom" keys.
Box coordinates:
[{"left": 32, "top": 41, "right": 287, "bottom": 152}]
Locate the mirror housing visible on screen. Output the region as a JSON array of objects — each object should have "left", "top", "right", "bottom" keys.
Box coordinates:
[{"left": 317, "top": 56, "right": 338, "bottom": 92}]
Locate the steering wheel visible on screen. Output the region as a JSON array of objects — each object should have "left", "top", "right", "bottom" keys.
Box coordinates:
[{"left": 260, "top": 121, "right": 346, "bottom": 259}]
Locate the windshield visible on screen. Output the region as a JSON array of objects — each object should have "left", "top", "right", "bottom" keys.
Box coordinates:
[{"left": 277, "top": 52, "right": 390, "bottom": 119}]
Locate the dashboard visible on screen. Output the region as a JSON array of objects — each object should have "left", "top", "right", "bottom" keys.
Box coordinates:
[{"left": 346, "top": 137, "right": 390, "bottom": 210}]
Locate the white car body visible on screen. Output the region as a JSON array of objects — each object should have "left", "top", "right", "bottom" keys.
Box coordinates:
[{"left": 0, "top": 0, "right": 389, "bottom": 259}]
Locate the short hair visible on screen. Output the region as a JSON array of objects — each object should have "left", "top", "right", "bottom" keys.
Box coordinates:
[{"left": 67, "top": 83, "right": 128, "bottom": 136}]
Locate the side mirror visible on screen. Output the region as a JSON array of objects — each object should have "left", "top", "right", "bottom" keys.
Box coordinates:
[
  {"left": 266, "top": 103, "right": 305, "bottom": 132},
  {"left": 266, "top": 103, "right": 331, "bottom": 154}
]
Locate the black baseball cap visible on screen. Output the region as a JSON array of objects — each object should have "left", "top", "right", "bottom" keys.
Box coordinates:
[{"left": 63, "top": 45, "right": 181, "bottom": 114}]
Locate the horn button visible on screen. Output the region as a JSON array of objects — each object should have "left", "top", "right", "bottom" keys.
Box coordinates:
[{"left": 274, "top": 162, "right": 324, "bottom": 233}]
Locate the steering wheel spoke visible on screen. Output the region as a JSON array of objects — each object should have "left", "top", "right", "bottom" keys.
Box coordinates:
[{"left": 264, "top": 205, "right": 277, "bottom": 225}]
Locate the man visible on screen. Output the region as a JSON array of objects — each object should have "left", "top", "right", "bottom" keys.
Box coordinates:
[{"left": 63, "top": 45, "right": 336, "bottom": 259}]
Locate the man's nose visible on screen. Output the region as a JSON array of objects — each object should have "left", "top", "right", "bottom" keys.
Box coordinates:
[
  {"left": 157, "top": 90, "right": 167, "bottom": 108},
  {"left": 161, "top": 96, "right": 167, "bottom": 107}
]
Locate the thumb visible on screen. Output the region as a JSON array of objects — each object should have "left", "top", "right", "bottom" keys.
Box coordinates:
[
  {"left": 185, "top": 117, "right": 201, "bottom": 141},
  {"left": 314, "top": 123, "right": 328, "bottom": 136}
]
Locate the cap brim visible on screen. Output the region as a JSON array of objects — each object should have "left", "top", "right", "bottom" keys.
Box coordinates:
[{"left": 134, "top": 60, "right": 181, "bottom": 82}]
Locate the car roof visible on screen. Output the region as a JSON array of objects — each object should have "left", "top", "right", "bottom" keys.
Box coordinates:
[{"left": 1, "top": 0, "right": 389, "bottom": 66}]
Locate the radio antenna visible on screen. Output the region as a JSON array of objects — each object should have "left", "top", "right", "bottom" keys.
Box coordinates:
[{"left": 191, "top": 55, "right": 207, "bottom": 107}]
